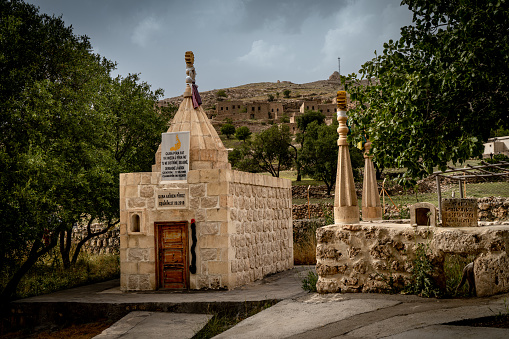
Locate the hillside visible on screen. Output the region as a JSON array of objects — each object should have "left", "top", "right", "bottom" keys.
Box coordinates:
[{"left": 159, "top": 72, "right": 346, "bottom": 113}]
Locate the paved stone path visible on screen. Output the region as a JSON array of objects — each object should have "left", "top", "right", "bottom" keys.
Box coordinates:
[{"left": 11, "top": 266, "right": 509, "bottom": 338}]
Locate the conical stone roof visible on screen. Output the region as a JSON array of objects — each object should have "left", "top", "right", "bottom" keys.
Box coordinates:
[{"left": 153, "top": 53, "right": 230, "bottom": 172}]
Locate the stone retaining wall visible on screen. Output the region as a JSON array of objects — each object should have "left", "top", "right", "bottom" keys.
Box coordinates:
[
  {"left": 292, "top": 197, "right": 509, "bottom": 221},
  {"left": 71, "top": 224, "right": 119, "bottom": 254},
  {"left": 316, "top": 222, "right": 509, "bottom": 297}
]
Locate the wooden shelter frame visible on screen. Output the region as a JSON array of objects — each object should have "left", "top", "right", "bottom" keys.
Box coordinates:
[{"left": 433, "top": 160, "right": 509, "bottom": 220}]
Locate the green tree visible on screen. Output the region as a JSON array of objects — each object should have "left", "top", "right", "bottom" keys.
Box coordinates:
[
  {"left": 233, "top": 125, "right": 293, "bottom": 177},
  {"left": 58, "top": 74, "right": 172, "bottom": 269},
  {"left": 346, "top": 0, "right": 509, "bottom": 184},
  {"left": 294, "top": 110, "right": 326, "bottom": 181},
  {"left": 283, "top": 89, "right": 291, "bottom": 98},
  {"left": 235, "top": 126, "right": 252, "bottom": 142},
  {"left": 280, "top": 114, "right": 290, "bottom": 124},
  {"left": 221, "top": 123, "right": 236, "bottom": 139},
  {"left": 300, "top": 121, "right": 363, "bottom": 195},
  {"left": 0, "top": 1, "right": 168, "bottom": 302},
  {"left": 267, "top": 94, "right": 275, "bottom": 102},
  {"left": 216, "top": 89, "right": 227, "bottom": 98}
]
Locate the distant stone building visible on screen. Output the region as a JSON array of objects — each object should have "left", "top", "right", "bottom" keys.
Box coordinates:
[
  {"left": 484, "top": 136, "right": 509, "bottom": 158},
  {"left": 299, "top": 100, "right": 336, "bottom": 117},
  {"left": 215, "top": 101, "right": 284, "bottom": 121}
]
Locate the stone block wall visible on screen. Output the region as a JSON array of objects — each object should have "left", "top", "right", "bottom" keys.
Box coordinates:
[
  {"left": 72, "top": 224, "right": 119, "bottom": 254},
  {"left": 229, "top": 171, "right": 293, "bottom": 288},
  {"left": 120, "top": 169, "right": 293, "bottom": 291},
  {"left": 316, "top": 223, "right": 509, "bottom": 297}
]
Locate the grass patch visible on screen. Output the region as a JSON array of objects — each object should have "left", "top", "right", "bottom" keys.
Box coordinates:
[
  {"left": 301, "top": 271, "right": 318, "bottom": 292},
  {"left": 294, "top": 220, "right": 321, "bottom": 265},
  {"left": 9, "top": 251, "right": 120, "bottom": 300},
  {"left": 444, "top": 254, "right": 476, "bottom": 297},
  {"left": 192, "top": 301, "right": 277, "bottom": 339}
]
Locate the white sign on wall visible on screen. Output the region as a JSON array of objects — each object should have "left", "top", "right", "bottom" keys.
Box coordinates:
[
  {"left": 157, "top": 189, "right": 188, "bottom": 208},
  {"left": 161, "top": 131, "right": 190, "bottom": 181}
]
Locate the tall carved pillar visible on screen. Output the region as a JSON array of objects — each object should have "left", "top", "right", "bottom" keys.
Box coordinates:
[
  {"left": 362, "top": 139, "right": 382, "bottom": 221},
  {"left": 334, "top": 91, "right": 359, "bottom": 224}
]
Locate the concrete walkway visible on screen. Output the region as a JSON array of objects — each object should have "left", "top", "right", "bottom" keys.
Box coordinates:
[{"left": 12, "top": 266, "right": 509, "bottom": 338}]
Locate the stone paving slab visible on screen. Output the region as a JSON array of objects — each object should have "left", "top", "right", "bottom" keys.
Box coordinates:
[
  {"left": 383, "top": 325, "right": 509, "bottom": 339},
  {"left": 214, "top": 298, "right": 400, "bottom": 339},
  {"left": 346, "top": 302, "right": 509, "bottom": 338},
  {"left": 93, "top": 311, "right": 212, "bottom": 339},
  {"left": 9, "top": 266, "right": 509, "bottom": 339}
]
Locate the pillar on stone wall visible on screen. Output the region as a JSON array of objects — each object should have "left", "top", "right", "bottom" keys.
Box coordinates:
[
  {"left": 334, "top": 91, "right": 359, "bottom": 224},
  {"left": 362, "top": 139, "right": 382, "bottom": 221}
]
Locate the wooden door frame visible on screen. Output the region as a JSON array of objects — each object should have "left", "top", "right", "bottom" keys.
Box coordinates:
[{"left": 155, "top": 221, "right": 190, "bottom": 290}]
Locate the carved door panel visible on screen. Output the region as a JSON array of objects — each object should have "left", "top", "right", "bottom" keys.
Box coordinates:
[{"left": 156, "top": 222, "right": 188, "bottom": 289}]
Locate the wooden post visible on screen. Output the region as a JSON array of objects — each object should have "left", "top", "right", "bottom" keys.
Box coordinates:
[
  {"left": 307, "top": 185, "right": 311, "bottom": 219},
  {"left": 436, "top": 175, "right": 442, "bottom": 221}
]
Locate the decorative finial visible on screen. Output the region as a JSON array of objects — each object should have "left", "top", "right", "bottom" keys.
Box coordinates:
[
  {"left": 184, "top": 51, "right": 202, "bottom": 108},
  {"left": 185, "top": 51, "right": 194, "bottom": 66},
  {"left": 336, "top": 91, "right": 349, "bottom": 146},
  {"left": 185, "top": 51, "right": 196, "bottom": 85},
  {"left": 337, "top": 90, "right": 347, "bottom": 110}
]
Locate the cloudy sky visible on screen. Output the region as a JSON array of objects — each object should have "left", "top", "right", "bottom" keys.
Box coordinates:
[{"left": 27, "top": 0, "right": 414, "bottom": 99}]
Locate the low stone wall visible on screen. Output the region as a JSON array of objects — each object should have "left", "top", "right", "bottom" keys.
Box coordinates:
[
  {"left": 292, "top": 197, "right": 509, "bottom": 221},
  {"left": 316, "top": 222, "right": 509, "bottom": 297},
  {"left": 229, "top": 172, "right": 294, "bottom": 288},
  {"left": 478, "top": 197, "right": 509, "bottom": 221},
  {"left": 292, "top": 203, "right": 333, "bottom": 219},
  {"left": 72, "top": 224, "right": 120, "bottom": 254}
]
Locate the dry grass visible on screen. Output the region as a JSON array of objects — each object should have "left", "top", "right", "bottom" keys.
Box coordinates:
[
  {"left": 293, "top": 224, "right": 319, "bottom": 265},
  {"left": 294, "top": 240, "right": 317, "bottom": 265},
  {"left": 2, "top": 319, "right": 115, "bottom": 339}
]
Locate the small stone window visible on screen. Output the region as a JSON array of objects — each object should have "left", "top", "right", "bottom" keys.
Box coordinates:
[
  {"left": 226, "top": 106, "right": 228, "bottom": 110},
  {"left": 130, "top": 214, "right": 141, "bottom": 232},
  {"left": 312, "top": 106, "right": 315, "bottom": 110},
  {"left": 220, "top": 107, "right": 223, "bottom": 110},
  {"left": 250, "top": 114, "right": 255, "bottom": 119},
  {"left": 252, "top": 107, "right": 255, "bottom": 111},
  {"left": 258, "top": 106, "right": 261, "bottom": 111}
]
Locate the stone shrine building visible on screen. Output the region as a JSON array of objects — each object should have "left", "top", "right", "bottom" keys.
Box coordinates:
[{"left": 119, "top": 52, "right": 293, "bottom": 291}]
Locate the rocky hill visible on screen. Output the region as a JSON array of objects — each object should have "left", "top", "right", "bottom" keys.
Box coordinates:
[{"left": 159, "top": 72, "right": 346, "bottom": 112}]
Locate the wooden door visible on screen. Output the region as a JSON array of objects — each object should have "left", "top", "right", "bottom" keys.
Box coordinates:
[{"left": 156, "top": 221, "right": 189, "bottom": 289}]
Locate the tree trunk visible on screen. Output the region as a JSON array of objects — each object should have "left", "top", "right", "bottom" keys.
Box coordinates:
[
  {"left": 0, "top": 237, "right": 57, "bottom": 304},
  {"left": 70, "top": 219, "right": 117, "bottom": 265},
  {"left": 296, "top": 163, "right": 302, "bottom": 181},
  {"left": 59, "top": 229, "right": 72, "bottom": 269}
]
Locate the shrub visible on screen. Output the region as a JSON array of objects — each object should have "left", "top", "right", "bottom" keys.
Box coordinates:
[
  {"left": 302, "top": 271, "right": 318, "bottom": 292},
  {"left": 220, "top": 123, "right": 235, "bottom": 139},
  {"left": 283, "top": 89, "right": 291, "bottom": 98}
]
